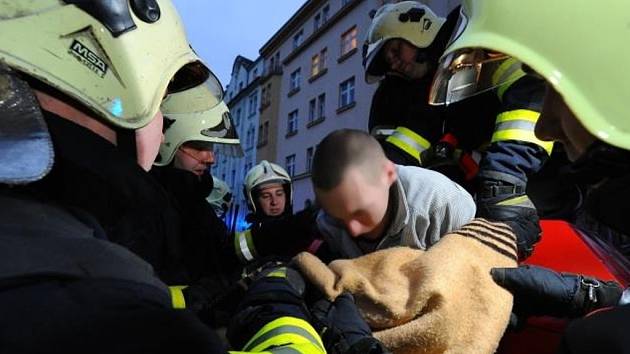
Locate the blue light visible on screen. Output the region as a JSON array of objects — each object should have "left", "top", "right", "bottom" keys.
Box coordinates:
[
  {"left": 110, "top": 98, "right": 123, "bottom": 117},
  {"left": 235, "top": 217, "right": 251, "bottom": 232}
]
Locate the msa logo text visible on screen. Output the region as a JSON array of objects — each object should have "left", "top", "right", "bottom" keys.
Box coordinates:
[{"left": 69, "top": 40, "right": 108, "bottom": 78}]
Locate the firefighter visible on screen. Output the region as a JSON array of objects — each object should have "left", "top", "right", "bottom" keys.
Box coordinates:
[
  {"left": 363, "top": 1, "right": 552, "bottom": 259},
  {"left": 233, "top": 161, "right": 323, "bottom": 265},
  {"left": 429, "top": 0, "right": 630, "bottom": 352},
  {"left": 0, "top": 1, "right": 334, "bottom": 353},
  {"left": 150, "top": 77, "right": 245, "bottom": 324}
]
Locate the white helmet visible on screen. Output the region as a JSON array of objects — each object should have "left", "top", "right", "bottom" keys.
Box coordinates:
[
  {"left": 206, "top": 176, "right": 233, "bottom": 219},
  {"left": 243, "top": 160, "right": 292, "bottom": 214},
  {"left": 363, "top": 1, "right": 447, "bottom": 83},
  {"left": 154, "top": 72, "right": 243, "bottom": 166}
]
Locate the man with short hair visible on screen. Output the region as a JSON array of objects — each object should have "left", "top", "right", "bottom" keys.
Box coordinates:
[{"left": 312, "top": 129, "right": 475, "bottom": 258}]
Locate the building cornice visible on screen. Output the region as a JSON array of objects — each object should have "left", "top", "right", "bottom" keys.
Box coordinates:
[
  {"left": 282, "top": 0, "right": 363, "bottom": 65},
  {"left": 259, "top": 0, "right": 322, "bottom": 56}
]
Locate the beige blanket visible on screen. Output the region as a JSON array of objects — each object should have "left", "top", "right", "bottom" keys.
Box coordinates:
[{"left": 295, "top": 219, "right": 517, "bottom": 354}]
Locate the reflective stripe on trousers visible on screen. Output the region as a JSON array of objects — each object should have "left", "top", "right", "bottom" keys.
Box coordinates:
[{"left": 232, "top": 317, "right": 326, "bottom": 354}]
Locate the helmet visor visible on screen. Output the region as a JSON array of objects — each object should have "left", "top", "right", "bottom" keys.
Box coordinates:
[
  {"left": 164, "top": 67, "right": 224, "bottom": 113},
  {"left": 429, "top": 48, "right": 521, "bottom": 106}
]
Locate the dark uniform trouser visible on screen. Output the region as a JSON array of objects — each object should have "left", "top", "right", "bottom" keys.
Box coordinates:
[{"left": 557, "top": 305, "right": 630, "bottom": 354}]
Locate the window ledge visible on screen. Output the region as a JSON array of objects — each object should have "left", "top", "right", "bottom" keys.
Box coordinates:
[
  {"left": 286, "top": 130, "right": 298, "bottom": 138},
  {"left": 259, "top": 103, "right": 270, "bottom": 113},
  {"left": 307, "top": 116, "right": 326, "bottom": 128},
  {"left": 287, "top": 87, "right": 301, "bottom": 97},
  {"left": 337, "top": 47, "right": 357, "bottom": 64},
  {"left": 308, "top": 68, "right": 328, "bottom": 83},
  {"left": 293, "top": 172, "right": 312, "bottom": 181},
  {"left": 336, "top": 101, "right": 356, "bottom": 114}
]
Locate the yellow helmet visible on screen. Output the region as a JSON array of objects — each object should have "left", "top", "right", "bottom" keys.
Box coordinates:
[
  {"left": 363, "top": 1, "right": 446, "bottom": 83},
  {"left": 155, "top": 71, "right": 243, "bottom": 166},
  {"left": 0, "top": 0, "right": 208, "bottom": 129},
  {"left": 430, "top": 0, "right": 630, "bottom": 150}
]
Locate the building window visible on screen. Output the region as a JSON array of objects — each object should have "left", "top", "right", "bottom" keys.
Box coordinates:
[
  {"left": 245, "top": 125, "right": 255, "bottom": 148},
  {"left": 235, "top": 108, "right": 242, "bottom": 126},
  {"left": 311, "top": 55, "right": 320, "bottom": 78},
  {"left": 308, "top": 98, "right": 316, "bottom": 123},
  {"left": 339, "top": 77, "right": 355, "bottom": 108},
  {"left": 306, "top": 147, "right": 314, "bottom": 173},
  {"left": 269, "top": 56, "right": 276, "bottom": 74},
  {"left": 340, "top": 26, "right": 358, "bottom": 56},
  {"left": 285, "top": 154, "right": 296, "bottom": 177},
  {"left": 308, "top": 98, "right": 316, "bottom": 124},
  {"left": 292, "top": 29, "right": 304, "bottom": 49},
  {"left": 248, "top": 92, "right": 258, "bottom": 116},
  {"left": 322, "top": 4, "right": 330, "bottom": 22},
  {"left": 289, "top": 68, "right": 301, "bottom": 92},
  {"left": 261, "top": 83, "right": 272, "bottom": 108},
  {"left": 287, "top": 109, "right": 298, "bottom": 135},
  {"left": 317, "top": 93, "right": 326, "bottom": 119},
  {"left": 258, "top": 121, "right": 269, "bottom": 146},
  {"left": 310, "top": 48, "right": 327, "bottom": 78},
  {"left": 261, "top": 87, "right": 267, "bottom": 107},
  {"left": 314, "top": 13, "right": 321, "bottom": 31}
]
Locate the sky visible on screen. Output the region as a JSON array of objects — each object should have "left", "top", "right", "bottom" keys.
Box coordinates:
[{"left": 173, "top": 0, "right": 307, "bottom": 88}]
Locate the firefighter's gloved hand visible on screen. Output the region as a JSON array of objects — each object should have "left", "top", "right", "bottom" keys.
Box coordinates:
[
  {"left": 420, "top": 142, "right": 465, "bottom": 183},
  {"left": 227, "top": 264, "right": 310, "bottom": 349},
  {"left": 182, "top": 276, "right": 229, "bottom": 325},
  {"left": 311, "top": 293, "right": 391, "bottom": 354},
  {"left": 491, "top": 265, "right": 624, "bottom": 319},
  {"left": 476, "top": 201, "right": 541, "bottom": 260}
]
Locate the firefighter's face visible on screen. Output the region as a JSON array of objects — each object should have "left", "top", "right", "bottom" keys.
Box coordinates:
[
  {"left": 536, "top": 86, "right": 596, "bottom": 161},
  {"left": 135, "top": 111, "right": 164, "bottom": 171},
  {"left": 383, "top": 39, "right": 429, "bottom": 80},
  {"left": 174, "top": 143, "right": 215, "bottom": 176},
  {"left": 316, "top": 162, "right": 397, "bottom": 240},
  {"left": 256, "top": 183, "right": 286, "bottom": 217}
]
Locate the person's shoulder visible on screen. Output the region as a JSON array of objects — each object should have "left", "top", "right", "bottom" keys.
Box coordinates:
[
  {"left": 396, "top": 165, "right": 473, "bottom": 203},
  {"left": 396, "top": 164, "right": 451, "bottom": 184}
]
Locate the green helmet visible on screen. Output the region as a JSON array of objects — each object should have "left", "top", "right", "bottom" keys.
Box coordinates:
[
  {"left": 206, "top": 176, "right": 233, "bottom": 219},
  {"left": 429, "top": 0, "right": 630, "bottom": 150},
  {"left": 243, "top": 160, "right": 292, "bottom": 214},
  {"left": 155, "top": 72, "right": 243, "bottom": 166},
  {"left": 0, "top": 0, "right": 208, "bottom": 129},
  {"left": 363, "top": 1, "right": 446, "bottom": 83}
]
